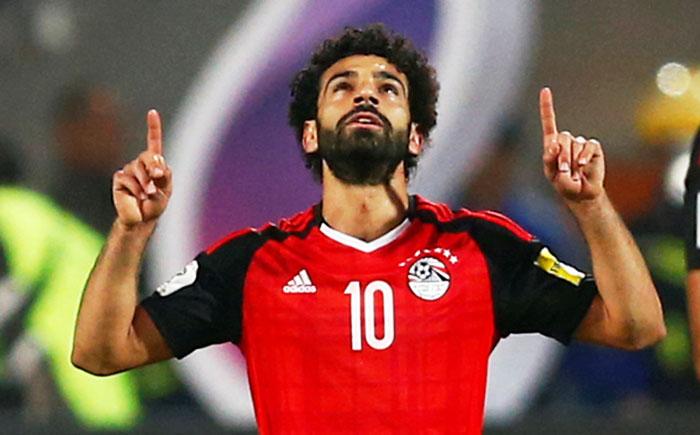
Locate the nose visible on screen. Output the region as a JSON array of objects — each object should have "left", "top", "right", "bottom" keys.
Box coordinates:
[{"left": 353, "top": 84, "right": 379, "bottom": 106}]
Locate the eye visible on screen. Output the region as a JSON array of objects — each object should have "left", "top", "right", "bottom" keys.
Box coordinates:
[
  {"left": 332, "top": 82, "right": 352, "bottom": 92},
  {"left": 380, "top": 83, "right": 399, "bottom": 96}
]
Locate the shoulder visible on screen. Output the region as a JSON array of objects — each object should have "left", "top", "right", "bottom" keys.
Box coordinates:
[
  {"left": 412, "top": 194, "right": 534, "bottom": 243},
  {"left": 204, "top": 204, "right": 319, "bottom": 258},
  {"left": 0, "top": 186, "right": 102, "bottom": 249},
  {"left": 0, "top": 186, "right": 61, "bottom": 218}
]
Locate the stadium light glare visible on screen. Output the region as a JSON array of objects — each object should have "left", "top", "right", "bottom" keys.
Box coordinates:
[{"left": 656, "top": 62, "right": 691, "bottom": 97}]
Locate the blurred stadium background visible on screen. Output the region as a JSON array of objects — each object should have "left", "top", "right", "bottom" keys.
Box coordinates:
[{"left": 1, "top": 0, "right": 699, "bottom": 433}]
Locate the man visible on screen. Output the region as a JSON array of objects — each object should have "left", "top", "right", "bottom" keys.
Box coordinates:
[
  {"left": 0, "top": 135, "right": 141, "bottom": 429},
  {"left": 73, "top": 25, "right": 665, "bottom": 433},
  {"left": 684, "top": 128, "right": 700, "bottom": 380},
  {"left": 52, "top": 82, "right": 127, "bottom": 234}
]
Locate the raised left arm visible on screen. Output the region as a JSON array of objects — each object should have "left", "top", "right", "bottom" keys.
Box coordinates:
[
  {"left": 539, "top": 87, "right": 666, "bottom": 349},
  {"left": 686, "top": 270, "right": 700, "bottom": 377},
  {"left": 683, "top": 128, "right": 700, "bottom": 378},
  {"left": 569, "top": 194, "right": 665, "bottom": 349}
]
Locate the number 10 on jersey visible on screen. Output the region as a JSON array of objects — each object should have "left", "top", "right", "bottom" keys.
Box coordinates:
[{"left": 344, "top": 280, "right": 395, "bottom": 351}]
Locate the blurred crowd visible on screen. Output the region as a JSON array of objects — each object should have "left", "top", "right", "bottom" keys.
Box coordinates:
[{"left": 0, "top": 83, "right": 193, "bottom": 432}]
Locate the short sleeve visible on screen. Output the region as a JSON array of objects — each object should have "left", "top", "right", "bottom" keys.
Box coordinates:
[
  {"left": 495, "top": 241, "right": 597, "bottom": 343},
  {"left": 469, "top": 214, "right": 598, "bottom": 344},
  {"left": 140, "top": 230, "right": 262, "bottom": 359},
  {"left": 684, "top": 127, "right": 700, "bottom": 270}
]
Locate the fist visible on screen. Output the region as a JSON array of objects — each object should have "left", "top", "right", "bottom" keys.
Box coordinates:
[{"left": 112, "top": 110, "right": 172, "bottom": 227}]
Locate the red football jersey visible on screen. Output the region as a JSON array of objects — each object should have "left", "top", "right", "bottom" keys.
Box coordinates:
[{"left": 142, "top": 195, "right": 597, "bottom": 434}]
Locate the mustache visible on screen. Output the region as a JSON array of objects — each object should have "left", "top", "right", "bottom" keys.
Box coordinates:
[{"left": 336, "top": 105, "right": 393, "bottom": 131}]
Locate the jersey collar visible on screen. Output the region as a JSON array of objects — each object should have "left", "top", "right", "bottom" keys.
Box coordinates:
[
  {"left": 319, "top": 217, "right": 412, "bottom": 253},
  {"left": 314, "top": 195, "right": 416, "bottom": 253}
]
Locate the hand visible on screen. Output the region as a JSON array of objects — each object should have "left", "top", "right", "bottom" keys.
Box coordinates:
[
  {"left": 112, "top": 110, "right": 172, "bottom": 227},
  {"left": 539, "top": 88, "right": 605, "bottom": 204}
]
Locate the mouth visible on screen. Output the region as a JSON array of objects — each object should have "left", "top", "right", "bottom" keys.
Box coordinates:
[{"left": 344, "top": 111, "right": 384, "bottom": 130}]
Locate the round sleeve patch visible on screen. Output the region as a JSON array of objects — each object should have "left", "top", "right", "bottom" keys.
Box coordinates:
[{"left": 156, "top": 261, "right": 199, "bottom": 296}]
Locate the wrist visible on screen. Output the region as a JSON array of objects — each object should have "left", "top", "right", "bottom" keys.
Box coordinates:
[
  {"left": 113, "top": 219, "right": 157, "bottom": 238},
  {"left": 565, "top": 192, "right": 611, "bottom": 220}
]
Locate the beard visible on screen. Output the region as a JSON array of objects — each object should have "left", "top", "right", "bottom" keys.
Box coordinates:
[{"left": 317, "top": 108, "right": 410, "bottom": 186}]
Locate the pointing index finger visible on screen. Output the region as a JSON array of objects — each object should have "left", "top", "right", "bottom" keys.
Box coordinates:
[
  {"left": 539, "top": 87, "right": 558, "bottom": 142},
  {"left": 147, "top": 109, "right": 162, "bottom": 155}
]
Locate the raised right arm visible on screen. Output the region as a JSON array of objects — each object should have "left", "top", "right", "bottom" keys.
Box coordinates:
[
  {"left": 72, "top": 110, "right": 174, "bottom": 376},
  {"left": 685, "top": 128, "right": 700, "bottom": 380}
]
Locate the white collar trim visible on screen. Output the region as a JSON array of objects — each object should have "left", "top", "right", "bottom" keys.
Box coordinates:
[{"left": 319, "top": 218, "right": 411, "bottom": 253}]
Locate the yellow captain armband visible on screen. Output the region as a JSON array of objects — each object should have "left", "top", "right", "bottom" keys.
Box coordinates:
[{"left": 534, "top": 247, "right": 586, "bottom": 286}]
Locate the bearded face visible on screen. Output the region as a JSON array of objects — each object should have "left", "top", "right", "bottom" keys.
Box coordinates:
[
  {"left": 308, "top": 55, "right": 421, "bottom": 184},
  {"left": 317, "top": 104, "right": 410, "bottom": 186}
]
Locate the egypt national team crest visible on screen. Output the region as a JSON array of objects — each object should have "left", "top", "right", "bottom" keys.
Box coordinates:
[{"left": 408, "top": 256, "right": 451, "bottom": 300}]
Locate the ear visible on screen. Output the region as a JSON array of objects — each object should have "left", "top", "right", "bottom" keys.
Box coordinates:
[
  {"left": 408, "top": 123, "right": 424, "bottom": 155},
  {"left": 302, "top": 120, "right": 318, "bottom": 153}
]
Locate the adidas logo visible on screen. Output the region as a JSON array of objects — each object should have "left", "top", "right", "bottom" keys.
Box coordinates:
[{"left": 283, "top": 269, "right": 317, "bottom": 294}]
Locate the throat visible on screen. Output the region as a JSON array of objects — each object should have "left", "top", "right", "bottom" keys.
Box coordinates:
[
  {"left": 322, "top": 184, "right": 409, "bottom": 242},
  {"left": 320, "top": 159, "right": 411, "bottom": 241}
]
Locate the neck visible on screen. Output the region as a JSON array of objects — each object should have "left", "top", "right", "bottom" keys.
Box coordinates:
[{"left": 321, "top": 163, "right": 410, "bottom": 242}]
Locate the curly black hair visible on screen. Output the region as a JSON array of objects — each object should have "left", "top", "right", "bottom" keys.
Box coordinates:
[{"left": 289, "top": 23, "right": 439, "bottom": 180}]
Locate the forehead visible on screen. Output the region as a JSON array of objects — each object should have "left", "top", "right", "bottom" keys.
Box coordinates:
[{"left": 320, "top": 55, "right": 408, "bottom": 85}]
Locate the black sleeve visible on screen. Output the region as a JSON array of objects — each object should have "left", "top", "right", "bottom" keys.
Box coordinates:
[
  {"left": 470, "top": 217, "right": 598, "bottom": 344},
  {"left": 140, "top": 230, "right": 263, "bottom": 359},
  {"left": 684, "top": 127, "right": 700, "bottom": 270}
]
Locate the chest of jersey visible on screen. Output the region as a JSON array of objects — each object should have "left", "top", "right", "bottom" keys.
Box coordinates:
[{"left": 239, "top": 223, "right": 495, "bottom": 433}]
